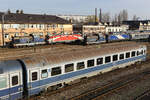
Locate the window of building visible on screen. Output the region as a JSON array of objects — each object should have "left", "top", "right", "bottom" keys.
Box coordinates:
[
  {"left": 32, "top": 72, "right": 38, "bottom": 81},
  {"left": 126, "top": 52, "right": 130, "bottom": 58},
  {"left": 105, "top": 56, "right": 111, "bottom": 63},
  {"left": 12, "top": 76, "right": 18, "bottom": 86},
  {"left": 131, "top": 51, "right": 136, "bottom": 57},
  {"left": 87, "top": 59, "right": 94, "bottom": 67},
  {"left": 15, "top": 33, "right": 19, "bottom": 36},
  {"left": 0, "top": 76, "right": 7, "bottom": 89},
  {"left": 4, "top": 34, "right": 9, "bottom": 39},
  {"left": 113, "top": 55, "right": 118, "bottom": 61},
  {"left": 97, "top": 58, "right": 103, "bottom": 65},
  {"left": 41, "top": 69, "right": 48, "bottom": 78},
  {"left": 51, "top": 67, "right": 61, "bottom": 76},
  {"left": 40, "top": 33, "right": 43, "bottom": 36},
  {"left": 65, "top": 63, "right": 74, "bottom": 73},
  {"left": 77, "top": 62, "right": 85, "bottom": 70}
]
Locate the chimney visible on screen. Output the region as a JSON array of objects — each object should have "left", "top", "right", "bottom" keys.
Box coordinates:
[
  {"left": 99, "top": 8, "right": 102, "bottom": 23},
  {"left": 95, "top": 8, "right": 97, "bottom": 25}
]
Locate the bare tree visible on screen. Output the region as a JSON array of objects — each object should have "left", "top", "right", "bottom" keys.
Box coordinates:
[
  {"left": 102, "top": 12, "right": 111, "bottom": 22},
  {"left": 122, "top": 9, "right": 128, "bottom": 21},
  {"left": 111, "top": 9, "right": 128, "bottom": 24},
  {"left": 7, "top": 9, "right": 11, "bottom": 14},
  {"left": 132, "top": 15, "right": 139, "bottom": 20}
]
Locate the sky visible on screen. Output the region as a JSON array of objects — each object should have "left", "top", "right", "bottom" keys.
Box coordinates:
[{"left": 1, "top": 0, "right": 150, "bottom": 20}]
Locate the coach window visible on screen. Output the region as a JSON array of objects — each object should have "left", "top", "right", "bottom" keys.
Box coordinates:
[
  {"left": 51, "top": 67, "right": 61, "bottom": 76},
  {"left": 32, "top": 72, "right": 38, "bottom": 81},
  {"left": 0, "top": 76, "right": 7, "bottom": 89},
  {"left": 137, "top": 51, "right": 140, "bottom": 56},
  {"left": 12, "top": 76, "right": 18, "bottom": 86},
  {"left": 105, "top": 56, "right": 111, "bottom": 63},
  {"left": 65, "top": 63, "right": 74, "bottom": 73},
  {"left": 119, "top": 54, "right": 124, "bottom": 60},
  {"left": 41, "top": 69, "right": 48, "bottom": 78},
  {"left": 77, "top": 62, "right": 85, "bottom": 70},
  {"left": 126, "top": 52, "right": 130, "bottom": 58},
  {"left": 97, "top": 58, "right": 103, "bottom": 65},
  {"left": 141, "top": 50, "right": 144, "bottom": 55},
  {"left": 87, "top": 59, "right": 94, "bottom": 67},
  {"left": 113, "top": 55, "right": 118, "bottom": 61},
  {"left": 144, "top": 50, "right": 146, "bottom": 54},
  {"left": 131, "top": 51, "right": 136, "bottom": 57}
]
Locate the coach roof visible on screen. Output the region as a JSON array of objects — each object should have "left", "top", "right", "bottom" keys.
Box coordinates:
[
  {"left": 21, "top": 43, "right": 146, "bottom": 69},
  {"left": 0, "top": 60, "right": 22, "bottom": 74}
]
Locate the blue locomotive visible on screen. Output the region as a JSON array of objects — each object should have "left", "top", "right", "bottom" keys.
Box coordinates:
[{"left": 0, "top": 43, "right": 147, "bottom": 100}]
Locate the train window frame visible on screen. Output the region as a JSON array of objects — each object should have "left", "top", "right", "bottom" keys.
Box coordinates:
[
  {"left": 51, "top": 67, "right": 62, "bottom": 76},
  {"left": 137, "top": 51, "right": 140, "bottom": 56},
  {"left": 141, "top": 50, "right": 144, "bottom": 55},
  {"left": 126, "top": 52, "right": 130, "bottom": 58},
  {"left": 119, "top": 53, "right": 124, "bottom": 60},
  {"left": 105, "top": 56, "right": 111, "bottom": 63},
  {"left": 65, "top": 63, "right": 74, "bottom": 73},
  {"left": 41, "top": 69, "right": 48, "bottom": 79},
  {"left": 113, "top": 54, "right": 118, "bottom": 61},
  {"left": 97, "top": 57, "right": 103, "bottom": 65},
  {"left": 87, "top": 59, "right": 95, "bottom": 67},
  {"left": 131, "top": 51, "right": 136, "bottom": 57},
  {"left": 77, "top": 62, "right": 85, "bottom": 70},
  {"left": 12, "top": 75, "right": 19, "bottom": 86},
  {"left": 32, "top": 72, "right": 38, "bottom": 81},
  {"left": 144, "top": 50, "right": 146, "bottom": 54}
]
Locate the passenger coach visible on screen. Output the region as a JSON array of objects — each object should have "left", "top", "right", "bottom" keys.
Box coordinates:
[{"left": 0, "top": 42, "right": 147, "bottom": 100}]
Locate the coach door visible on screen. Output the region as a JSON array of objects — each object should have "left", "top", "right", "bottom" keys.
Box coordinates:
[
  {"left": 10, "top": 72, "right": 23, "bottom": 100},
  {"left": 29, "top": 69, "right": 40, "bottom": 96}
]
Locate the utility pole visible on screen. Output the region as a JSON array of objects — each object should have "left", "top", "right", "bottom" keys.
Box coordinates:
[{"left": 1, "top": 14, "right": 5, "bottom": 47}]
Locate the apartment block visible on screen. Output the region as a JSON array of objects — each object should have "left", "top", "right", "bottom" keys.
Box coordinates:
[{"left": 0, "top": 12, "right": 73, "bottom": 46}]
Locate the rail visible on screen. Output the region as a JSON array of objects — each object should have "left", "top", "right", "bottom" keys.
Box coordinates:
[{"left": 70, "top": 71, "right": 150, "bottom": 100}]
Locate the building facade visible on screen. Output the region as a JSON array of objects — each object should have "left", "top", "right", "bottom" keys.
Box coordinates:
[
  {"left": 73, "top": 22, "right": 128, "bottom": 35},
  {"left": 139, "top": 22, "right": 150, "bottom": 30},
  {"left": 73, "top": 24, "right": 105, "bottom": 34},
  {"left": 105, "top": 25, "right": 129, "bottom": 33},
  {"left": 0, "top": 12, "right": 72, "bottom": 46},
  {"left": 58, "top": 15, "right": 89, "bottom": 23},
  {"left": 123, "top": 20, "right": 150, "bottom": 30}
]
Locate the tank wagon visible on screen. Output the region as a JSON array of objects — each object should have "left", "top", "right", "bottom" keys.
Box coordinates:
[{"left": 0, "top": 43, "right": 147, "bottom": 100}]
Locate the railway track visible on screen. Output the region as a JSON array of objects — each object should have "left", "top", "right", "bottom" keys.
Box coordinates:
[
  {"left": 69, "top": 55, "right": 150, "bottom": 100},
  {"left": 134, "top": 89, "right": 150, "bottom": 100},
  {"left": 69, "top": 70, "right": 150, "bottom": 100}
]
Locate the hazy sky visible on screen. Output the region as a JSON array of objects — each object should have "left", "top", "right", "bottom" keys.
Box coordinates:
[{"left": 1, "top": 0, "right": 150, "bottom": 19}]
